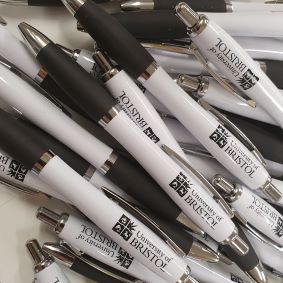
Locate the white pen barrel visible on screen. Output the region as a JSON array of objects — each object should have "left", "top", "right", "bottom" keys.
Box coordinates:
[
  {"left": 0, "top": 65, "right": 113, "bottom": 169},
  {"left": 59, "top": 214, "right": 167, "bottom": 283},
  {"left": 231, "top": 2, "right": 283, "bottom": 12},
  {"left": 0, "top": 25, "right": 41, "bottom": 79},
  {"left": 104, "top": 111, "right": 235, "bottom": 242},
  {"left": 36, "top": 262, "right": 70, "bottom": 283},
  {"left": 143, "top": 67, "right": 269, "bottom": 191},
  {"left": 39, "top": 156, "right": 188, "bottom": 283},
  {"left": 192, "top": 20, "right": 283, "bottom": 129}
]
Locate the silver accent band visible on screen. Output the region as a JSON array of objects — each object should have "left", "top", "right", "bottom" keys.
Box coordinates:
[
  {"left": 190, "top": 15, "right": 209, "bottom": 37},
  {"left": 32, "top": 151, "right": 55, "bottom": 175},
  {"left": 83, "top": 165, "right": 96, "bottom": 181},
  {"left": 98, "top": 105, "right": 121, "bottom": 128},
  {"left": 100, "top": 152, "right": 118, "bottom": 175},
  {"left": 224, "top": 0, "right": 233, "bottom": 12},
  {"left": 138, "top": 61, "right": 158, "bottom": 84},
  {"left": 61, "top": 0, "right": 86, "bottom": 15},
  {"left": 34, "top": 67, "right": 48, "bottom": 84},
  {"left": 260, "top": 178, "right": 282, "bottom": 202}
]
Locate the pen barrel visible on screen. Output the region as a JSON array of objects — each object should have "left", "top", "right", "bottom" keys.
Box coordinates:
[
  {"left": 75, "top": 0, "right": 154, "bottom": 79},
  {"left": 114, "top": 11, "right": 187, "bottom": 40},
  {"left": 28, "top": 0, "right": 62, "bottom": 6},
  {"left": 142, "top": 67, "right": 269, "bottom": 191},
  {"left": 191, "top": 20, "right": 283, "bottom": 129},
  {"left": 38, "top": 161, "right": 189, "bottom": 283},
  {"left": 104, "top": 110, "right": 235, "bottom": 242}
]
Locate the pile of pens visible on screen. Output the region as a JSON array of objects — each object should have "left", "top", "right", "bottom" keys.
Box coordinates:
[{"left": 0, "top": 0, "right": 283, "bottom": 282}]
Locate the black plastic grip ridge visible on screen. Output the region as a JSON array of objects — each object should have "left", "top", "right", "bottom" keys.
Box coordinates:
[
  {"left": 114, "top": 11, "right": 188, "bottom": 40},
  {"left": 106, "top": 154, "right": 182, "bottom": 221},
  {"left": 17, "top": 119, "right": 90, "bottom": 176},
  {"left": 75, "top": 0, "right": 154, "bottom": 79},
  {"left": 37, "top": 43, "right": 116, "bottom": 123},
  {"left": 0, "top": 110, "right": 48, "bottom": 170},
  {"left": 220, "top": 224, "right": 259, "bottom": 271},
  {"left": 155, "top": 0, "right": 227, "bottom": 12},
  {"left": 264, "top": 60, "right": 283, "bottom": 89},
  {"left": 28, "top": 0, "right": 62, "bottom": 5}
]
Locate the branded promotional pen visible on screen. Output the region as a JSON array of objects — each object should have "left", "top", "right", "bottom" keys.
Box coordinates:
[
  {"left": 37, "top": 208, "right": 178, "bottom": 283},
  {"left": 26, "top": 239, "right": 71, "bottom": 283},
  {"left": 175, "top": 3, "right": 283, "bottom": 130},
  {"left": 0, "top": 111, "right": 193, "bottom": 283},
  {"left": 60, "top": 0, "right": 281, "bottom": 203},
  {"left": 19, "top": 21, "right": 248, "bottom": 254},
  {"left": 42, "top": 241, "right": 143, "bottom": 283}
]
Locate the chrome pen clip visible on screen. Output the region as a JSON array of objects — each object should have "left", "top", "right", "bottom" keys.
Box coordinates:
[
  {"left": 101, "top": 186, "right": 186, "bottom": 257},
  {"left": 141, "top": 41, "right": 193, "bottom": 55},
  {"left": 263, "top": 265, "right": 283, "bottom": 278},
  {"left": 199, "top": 100, "right": 266, "bottom": 166},
  {"left": 0, "top": 16, "right": 7, "bottom": 26},
  {"left": 179, "top": 142, "right": 214, "bottom": 159},
  {"left": 161, "top": 144, "right": 234, "bottom": 218},
  {"left": 190, "top": 43, "right": 256, "bottom": 108}
]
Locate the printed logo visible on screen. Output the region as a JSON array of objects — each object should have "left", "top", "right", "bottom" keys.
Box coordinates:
[
  {"left": 237, "top": 69, "right": 259, "bottom": 90},
  {"left": 114, "top": 247, "right": 134, "bottom": 269},
  {"left": 112, "top": 215, "right": 137, "bottom": 241},
  {"left": 143, "top": 127, "right": 160, "bottom": 143},
  {"left": 7, "top": 160, "right": 28, "bottom": 182},
  {"left": 273, "top": 217, "right": 283, "bottom": 238},
  {"left": 169, "top": 172, "right": 192, "bottom": 197},
  {"left": 231, "top": 274, "right": 244, "bottom": 283},
  {"left": 209, "top": 125, "right": 230, "bottom": 148}
]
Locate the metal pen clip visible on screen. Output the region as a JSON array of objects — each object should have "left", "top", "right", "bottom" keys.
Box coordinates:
[
  {"left": 141, "top": 41, "right": 193, "bottom": 55},
  {"left": 179, "top": 142, "right": 214, "bottom": 159},
  {"left": 49, "top": 241, "right": 141, "bottom": 283},
  {"left": 0, "top": 16, "right": 7, "bottom": 26},
  {"left": 199, "top": 100, "right": 266, "bottom": 166},
  {"left": 190, "top": 43, "right": 256, "bottom": 108},
  {"left": 263, "top": 265, "right": 283, "bottom": 278},
  {"left": 265, "top": 0, "right": 283, "bottom": 3},
  {"left": 161, "top": 144, "right": 234, "bottom": 218},
  {"left": 101, "top": 186, "right": 186, "bottom": 257}
]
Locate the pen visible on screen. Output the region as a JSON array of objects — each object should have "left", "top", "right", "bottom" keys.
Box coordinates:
[
  {"left": 20, "top": 21, "right": 248, "bottom": 254},
  {"left": 42, "top": 241, "right": 143, "bottom": 283},
  {"left": 176, "top": 3, "right": 283, "bottom": 130},
  {"left": 37, "top": 207, "right": 178, "bottom": 283},
  {"left": 0, "top": 62, "right": 196, "bottom": 233},
  {"left": 0, "top": 110, "right": 193, "bottom": 283},
  {"left": 26, "top": 239, "right": 71, "bottom": 283},
  {"left": 0, "top": 0, "right": 108, "bottom": 5},
  {"left": 60, "top": 0, "right": 281, "bottom": 202}
]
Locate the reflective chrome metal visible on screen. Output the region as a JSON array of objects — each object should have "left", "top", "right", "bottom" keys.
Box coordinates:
[
  {"left": 121, "top": 0, "right": 154, "bottom": 11},
  {"left": 177, "top": 74, "right": 209, "bottom": 96},
  {"left": 260, "top": 178, "right": 282, "bottom": 202},
  {"left": 177, "top": 267, "right": 198, "bottom": 283},
  {"left": 247, "top": 263, "right": 268, "bottom": 283},
  {"left": 36, "top": 207, "right": 69, "bottom": 234},
  {"left": 26, "top": 239, "right": 54, "bottom": 273},
  {"left": 176, "top": 212, "right": 205, "bottom": 237},
  {"left": 34, "top": 67, "right": 48, "bottom": 84},
  {"left": 32, "top": 151, "right": 55, "bottom": 175},
  {"left": 138, "top": 61, "right": 158, "bottom": 83},
  {"left": 258, "top": 61, "right": 267, "bottom": 73},
  {"left": 98, "top": 105, "right": 121, "bottom": 128},
  {"left": 83, "top": 165, "right": 96, "bottom": 181},
  {"left": 189, "top": 241, "right": 219, "bottom": 263},
  {"left": 57, "top": 44, "right": 74, "bottom": 58},
  {"left": 0, "top": 16, "right": 7, "bottom": 25},
  {"left": 180, "top": 142, "right": 214, "bottom": 159},
  {"left": 18, "top": 22, "right": 50, "bottom": 56},
  {"left": 0, "top": 0, "right": 27, "bottom": 5},
  {"left": 99, "top": 152, "right": 118, "bottom": 175},
  {"left": 141, "top": 41, "right": 193, "bottom": 55},
  {"left": 265, "top": 0, "right": 283, "bottom": 3},
  {"left": 224, "top": 0, "right": 233, "bottom": 12},
  {"left": 61, "top": 0, "right": 86, "bottom": 15}
]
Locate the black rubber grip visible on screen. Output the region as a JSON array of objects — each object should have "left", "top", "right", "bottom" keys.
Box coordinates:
[
  {"left": 106, "top": 154, "right": 182, "bottom": 221},
  {"left": 27, "top": 0, "right": 107, "bottom": 5},
  {"left": 220, "top": 224, "right": 259, "bottom": 271},
  {"left": 0, "top": 110, "right": 48, "bottom": 170},
  {"left": 220, "top": 110, "right": 283, "bottom": 164},
  {"left": 114, "top": 11, "right": 187, "bottom": 40},
  {"left": 155, "top": 0, "right": 227, "bottom": 12},
  {"left": 264, "top": 60, "right": 283, "bottom": 89},
  {"left": 75, "top": 0, "right": 154, "bottom": 79},
  {"left": 17, "top": 119, "right": 90, "bottom": 176},
  {"left": 40, "top": 75, "right": 91, "bottom": 119},
  {"left": 37, "top": 43, "right": 116, "bottom": 123}
]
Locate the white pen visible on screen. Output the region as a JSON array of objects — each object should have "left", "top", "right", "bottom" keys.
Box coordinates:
[
  {"left": 20, "top": 20, "right": 248, "bottom": 255},
  {"left": 176, "top": 3, "right": 283, "bottom": 130},
  {"left": 26, "top": 239, "right": 71, "bottom": 283}
]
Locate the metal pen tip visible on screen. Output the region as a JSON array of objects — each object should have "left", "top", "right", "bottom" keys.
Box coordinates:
[
  {"left": 18, "top": 22, "right": 50, "bottom": 57},
  {"left": 189, "top": 241, "right": 219, "bottom": 263},
  {"left": 247, "top": 262, "right": 268, "bottom": 283},
  {"left": 61, "top": 0, "right": 86, "bottom": 16}
]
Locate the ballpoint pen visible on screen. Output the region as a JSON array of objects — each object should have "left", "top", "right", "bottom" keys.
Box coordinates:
[
  {"left": 26, "top": 239, "right": 71, "bottom": 283},
  {"left": 0, "top": 0, "right": 107, "bottom": 5},
  {"left": 0, "top": 111, "right": 193, "bottom": 283},
  {"left": 176, "top": 3, "right": 283, "bottom": 130},
  {"left": 36, "top": 207, "right": 181, "bottom": 283},
  {"left": 0, "top": 61, "right": 198, "bottom": 233},
  {"left": 19, "top": 21, "right": 248, "bottom": 254},
  {"left": 42, "top": 241, "right": 144, "bottom": 283},
  {"left": 59, "top": 0, "right": 281, "bottom": 203}
]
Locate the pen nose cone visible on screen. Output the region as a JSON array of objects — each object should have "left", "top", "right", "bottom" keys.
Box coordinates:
[
  {"left": 18, "top": 22, "right": 50, "bottom": 56},
  {"left": 61, "top": 0, "right": 86, "bottom": 15},
  {"left": 247, "top": 262, "right": 268, "bottom": 283},
  {"left": 189, "top": 241, "right": 219, "bottom": 263}
]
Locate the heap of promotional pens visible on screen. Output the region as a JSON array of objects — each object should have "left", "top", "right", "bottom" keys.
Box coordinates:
[{"left": 1, "top": 0, "right": 283, "bottom": 282}]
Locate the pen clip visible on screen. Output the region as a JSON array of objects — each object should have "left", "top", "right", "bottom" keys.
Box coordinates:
[
  {"left": 101, "top": 186, "right": 186, "bottom": 257},
  {"left": 199, "top": 100, "right": 266, "bottom": 166},
  {"left": 0, "top": 16, "right": 7, "bottom": 26},
  {"left": 179, "top": 142, "right": 214, "bottom": 159},
  {"left": 141, "top": 41, "right": 193, "bottom": 55},
  {"left": 161, "top": 144, "right": 234, "bottom": 218},
  {"left": 190, "top": 43, "right": 256, "bottom": 108},
  {"left": 263, "top": 265, "right": 283, "bottom": 278}
]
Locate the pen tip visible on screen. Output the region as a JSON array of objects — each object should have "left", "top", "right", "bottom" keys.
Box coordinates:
[
  {"left": 189, "top": 241, "right": 220, "bottom": 263},
  {"left": 61, "top": 0, "right": 86, "bottom": 15},
  {"left": 18, "top": 22, "right": 51, "bottom": 57},
  {"left": 247, "top": 262, "right": 268, "bottom": 283}
]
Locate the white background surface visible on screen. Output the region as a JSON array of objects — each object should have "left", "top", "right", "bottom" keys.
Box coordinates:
[{"left": 0, "top": 3, "right": 282, "bottom": 283}]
